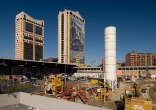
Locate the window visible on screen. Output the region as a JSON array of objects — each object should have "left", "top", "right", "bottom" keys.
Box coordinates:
[
  {"left": 24, "top": 42, "right": 33, "bottom": 60},
  {"left": 24, "top": 36, "right": 33, "bottom": 40},
  {"left": 25, "top": 22, "right": 33, "bottom": 32},
  {"left": 61, "top": 14, "right": 64, "bottom": 56},
  {"left": 35, "top": 26, "right": 42, "bottom": 35},
  {"left": 36, "top": 39, "right": 43, "bottom": 43},
  {"left": 35, "top": 45, "right": 43, "bottom": 60}
]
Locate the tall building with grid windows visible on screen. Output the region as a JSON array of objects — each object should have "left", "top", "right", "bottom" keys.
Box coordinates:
[
  {"left": 15, "top": 11, "right": 44, "bottom": 61},
  {"left": 58, "top": 9, "right": 85, "bottom": 65}
]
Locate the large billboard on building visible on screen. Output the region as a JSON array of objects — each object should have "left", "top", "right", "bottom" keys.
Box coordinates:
[{"left": 70, "top": 16, "right": 85, "bottom": 64}]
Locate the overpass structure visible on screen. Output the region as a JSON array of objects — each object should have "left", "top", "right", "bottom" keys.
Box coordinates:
[
  {"left": 73, "top": 66, "right": 103, "bottom": 78},
  {"left": 0, "top": 58, "right": 76, "bottom": 78},
  {"left": 117, "top": 66, "right": 156, "bottom": 76}
]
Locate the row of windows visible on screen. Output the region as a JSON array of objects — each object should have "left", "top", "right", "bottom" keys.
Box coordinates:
[
  {"left": 24, "top": 36, "right": 33, "bottom": 40},
  {"left": 25, "top": 22, "right": 33, "bottom": 32},
  {"left": 36, "top": 39, "right": 43, "bottom": 43},
  {"left": 66, "top": 12, "right": 84, "bottom": 23},
  {"left": 24, "top": 42, "right": 43, "bottom": 60},
  {"left": 16, "top": 18, "right": 43, "bottom": 26},
  {"left": 25, "top": 22, "right": 43, "bottom": 35},
  {"left": 36, "top": 26, "right": 42, "bottom": 35},
  {"left": 128, "top": 61, "right": 155, "bottom": 66},
  {"left": 35, "top": 45, "right": 43, "bottom": 60},
  {"left": 61, "top": 14, "right": 64, "bottom": 63},
  {"left": 24, "top": 36, "right": 43, "bottom": 43},
  {"left": 77, "top": 68, "right": 101, "bottom": 70},
  {"left": 23, "top": 15, "right": 44, "bottom": 26},
  {"left": 16, "top": 17, "right": 43, "bottom": 27},
  {"left": 24, "top": 42, "right": 33, "bottom": 60}
]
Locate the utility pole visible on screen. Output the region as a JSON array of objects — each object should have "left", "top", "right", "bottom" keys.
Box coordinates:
[
  {"left": 64, "top": 55, "right": 67, "bottom": 87},
  {"left": 146, "top": 59, "right": 149, "bottom": 78}
]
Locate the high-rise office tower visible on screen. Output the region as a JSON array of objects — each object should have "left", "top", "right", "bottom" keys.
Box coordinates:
[
  {"left": 58, "top": 9, "right": 85, "bottom": 65},
  {"left": 15, "top": 11, "right": 44, "bottom": 61}
]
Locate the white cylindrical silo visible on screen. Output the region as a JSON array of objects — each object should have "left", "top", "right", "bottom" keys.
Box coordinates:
[{"left": 104, "top": 26, "right": 117, "bottom": 90}]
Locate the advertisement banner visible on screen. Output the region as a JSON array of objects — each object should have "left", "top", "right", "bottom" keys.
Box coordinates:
[{"left": 70, "top": 16, "right": 85, "bottom": 64}]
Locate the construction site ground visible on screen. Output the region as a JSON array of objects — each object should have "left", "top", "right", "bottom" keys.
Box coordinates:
[
  {"left": 111, "top": 79, "right": 156, "bottom": 110},
  {"left": 137, "top": 79, "right": 156, "bottom": 110},
  {"left": 60, "top": 79, "right": 156, "bottom": 110},
  {"left": 19, "top": 79, "right": 156, "bottom": 110}
]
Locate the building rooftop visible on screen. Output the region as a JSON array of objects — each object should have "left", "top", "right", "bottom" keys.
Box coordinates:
[{"left": 16, "top": 11, "right": 44, "bottom": 25}]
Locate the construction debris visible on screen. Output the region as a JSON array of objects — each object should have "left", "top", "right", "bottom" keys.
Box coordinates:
[{"left": 27, "top": 74, "right": 156, "bottom": 110}]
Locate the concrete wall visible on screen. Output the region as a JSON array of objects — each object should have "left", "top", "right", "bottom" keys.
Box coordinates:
[
  {"left": 0, "top": 93, "right": 20, "bottom": 107},
  {"left": 0, "top": 92, "right": 111, "bottom": 110},
  {"left": 19, "top": 92, "right": 111, "bottom": 110}
]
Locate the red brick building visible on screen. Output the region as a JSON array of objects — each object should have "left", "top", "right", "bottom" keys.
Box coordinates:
[{"left": 126, "top": 51, "right": 156, "bottom": 66}]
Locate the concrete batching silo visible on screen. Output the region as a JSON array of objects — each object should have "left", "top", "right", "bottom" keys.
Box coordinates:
[{"left": 104, "top": 26, "right": 117, "bottom": 90}]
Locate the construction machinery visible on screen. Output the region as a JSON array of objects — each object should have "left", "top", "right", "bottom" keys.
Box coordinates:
[
  {"left": 94, "top": 88, "right": 110, "bottom": 103},
  {"left": 86, "top": 79, "right": 112, "bottom": 90},
  {"left": 124, "top": 87, "right": 152, "bottom": 110},
  {"left": 0, "top": 75, "right": 10, "bottom": 80},
  {"left": 86, "top": 79, "right": 111, "bottom": 103},
  {"left": 44, "top": 74, "right": 63, "bottom": 96}
]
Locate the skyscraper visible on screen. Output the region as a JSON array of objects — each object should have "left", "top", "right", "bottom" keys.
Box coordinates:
[
  {"left": 15, "top": 11, "right": 44, "bottom": 61},
  {"left": 58, "top": 9, "right": 85, "bottom": 65}
]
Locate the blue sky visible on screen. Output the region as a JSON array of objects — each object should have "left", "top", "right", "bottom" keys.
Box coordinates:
[{"left": 0, "top": 0, "right": 156, "bottom": 65}]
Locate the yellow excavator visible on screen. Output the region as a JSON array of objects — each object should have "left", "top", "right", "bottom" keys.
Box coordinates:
[
  {"left": 124, "top": 87, "right": 152, "bottom": 110},
  {"left": 94, "top": 87, "right": 110, "bottom": 103},
  {"left": 86, "top": 79, "right": 112, "bottom": 90},
  {"left": 86, "top": 79, "right": 111, "bottom": 103},
  {"left": 44, "top": 74, "right": 63, "bottom": 96}
]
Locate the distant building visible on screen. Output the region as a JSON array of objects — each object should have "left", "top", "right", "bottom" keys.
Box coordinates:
[
  {"left": 73, "top": 66, "right": 103, "bottom": 78},
  {"left": 126, "top": 51, "right": 156, "bottom": 66},
  {"left": 58, "top": 9, "right": 85, "bottom": 65},
  {"left": 47, "top": 58, "right": 58, "bottom": 62},
  {"left": 102, "top": 58, "right": 125, "bottom": 71},
  {"left": 15, "top": 11, "right": 44, "bottom": 61},
  {"left": 116, "top": 62, "right": 125, "bottom": 68}
]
